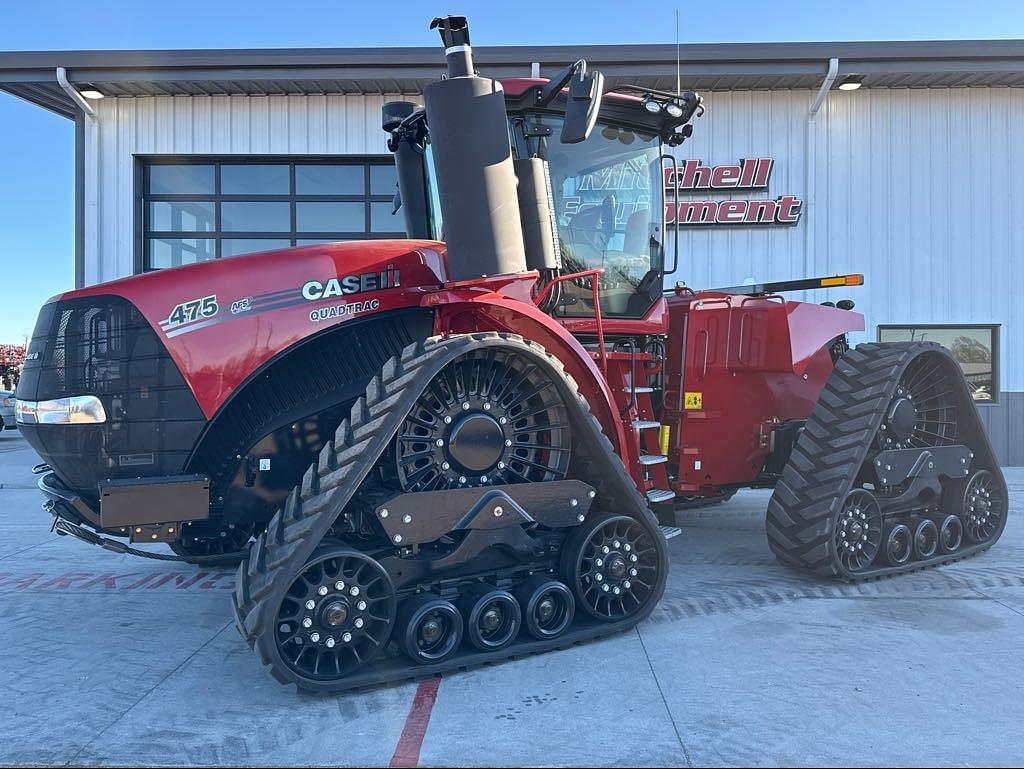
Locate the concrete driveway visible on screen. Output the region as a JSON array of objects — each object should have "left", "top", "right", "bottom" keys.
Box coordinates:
[{"left": 1, "top": 429, "right": 1022, "bottom": 767}]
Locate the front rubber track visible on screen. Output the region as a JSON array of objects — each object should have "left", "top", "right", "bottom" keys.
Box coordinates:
[
  {"left": 765, "top": 341, "right": 1006, "bottom": 581},
  {"left": 232, "top": 332, "right": 668, "bottom": 693}
]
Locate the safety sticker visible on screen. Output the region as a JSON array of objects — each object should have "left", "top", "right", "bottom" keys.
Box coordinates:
[{"left": 684, "top": 391, "right": 703, "bottom": 410}]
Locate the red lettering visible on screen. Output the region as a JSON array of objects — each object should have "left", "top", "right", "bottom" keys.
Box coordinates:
[
  {"left": 36, "top": 572, "right": 95, "bottom": 590},
  {"left": 753, "top": 158, "right": 773, "bottom": 188},
  {"left": 675, "top": 201, "right": 718, "bottom": 224},
  {"left": 777, "top": 195, "right": 802, "bottom": 223},
  {"left": 711, "top": 165, "right": 741, "bottom": 188},
  {"left": 745, "top": 199, "right": 779, "bottom": 223},
  {"left": 717, "top": 200, "right": 747, "bottom": 223},
  {"left": 679, "top": 160, "right": 711, "bottom": 190}
]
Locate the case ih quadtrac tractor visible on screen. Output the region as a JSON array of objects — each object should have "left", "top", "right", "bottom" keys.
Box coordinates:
[{"left": 17, "top": 16, "right": 1007, "bottom": 692}]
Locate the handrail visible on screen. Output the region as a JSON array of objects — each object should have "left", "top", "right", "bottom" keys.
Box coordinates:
[
  {"left": 533, "top": 267, "right": 608, "bottom": 375},
  {"left": 661, "top": 153, "right": 680, "bottom": 276}
]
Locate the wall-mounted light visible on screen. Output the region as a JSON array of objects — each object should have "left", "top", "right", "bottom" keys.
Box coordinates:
[
  {"left": 837, "top": 74, "right": 864, "bottom": 91},
  {"left": 79, "top": 86, "right": 105, "bottom": 99}
]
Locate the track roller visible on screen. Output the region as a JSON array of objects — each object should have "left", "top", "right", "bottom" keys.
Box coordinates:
[
  {"left": 398, "top": 595, "right": 464, "bottom": 664},
  {"left": 515, "top": 577, "right": 574, "bottom": 640},
  {"left": 912, "top": 519, "right": 939, "bottom": 560},
  {"left": 937, "top": 514, "right": 963, "bottom": 553},
  {"left": 883, "top": 524, "right": 913, "bottom": 566},
  {"left": 945, "top": 469, "right": 1006, "bottom": 545},
  {"left": 460, "top": 586, "right": 522, "bottom": 651}
]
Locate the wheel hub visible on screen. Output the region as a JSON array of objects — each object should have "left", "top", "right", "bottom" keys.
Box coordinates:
[
  {"left": 448, "top": 413, "right": 504, "bottom": 472},
  {"left": 535, "top": 596, "right": 556, "bottom": 623},
  {"left": 887, "top": 396, "right": 917, "bottom": 441},
  {"left": 480, "top": 606, "right": 503, "bottom": 632},
  {"left": 420, "top": 617, "right": 443, "bottom": 645},
  {"left": 322, "top": 600, "right": 349, "bottom": 627}
]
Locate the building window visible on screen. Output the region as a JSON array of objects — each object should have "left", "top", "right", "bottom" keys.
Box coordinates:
[
  {"left": 877, "top": 325, "right": 999, "bottom": 403},
  {"left": 140, "top": 157, "right": 402, "bottom": 270}
]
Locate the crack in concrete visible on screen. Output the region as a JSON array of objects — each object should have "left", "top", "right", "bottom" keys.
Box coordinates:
[{"left": 636, "top": 626, "right": 693, "bottom": 768}]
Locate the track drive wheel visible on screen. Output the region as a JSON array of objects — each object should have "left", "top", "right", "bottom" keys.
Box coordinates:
[
  {"left": 269, "top": 545, "right": 395, "bottom": 689},
  {"left": 561, "top": 512, "right": 666, "bottom": 622}
]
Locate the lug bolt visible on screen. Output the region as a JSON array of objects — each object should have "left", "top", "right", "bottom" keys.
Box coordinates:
[
  {"left": 602, "top": 546, "right": 610, "bottom": 554},
  {"left": 317, "top": 585, "right": 328, "bottom": 596},
  {"left": 624, "top": 543, "right": 632, "bottom": 551},
  {"left": 325, "top": 637, "right": 335, "bottom": 648},
  {"left": 403, "top": 514, "right": 412, "bottom": 524},
  {"left": 595, "top": 558, "right": 604, "bottom": 567},
  {"left": 342, "top": 632, "right": 352, "bottom": 643},
  {"left": 310, "top": 632, "right": 320, "bottom": 643},
  {"left": 484, "top": 402, "right": 492, "bottom": 410},
  {"left": 613, "top": 586, "right": 621, "bottom": 595},
  {"left": 602, "top": 584, "right": 610, "bottom": 592},
  {"left": 629, "top": 568, "right": 638, "bottom": 577},
  {"left": 354, "top": 617, "right": 364, "bottom": 629},
  {"left": 459, "top": 475, "right": 467, "bottom": 484},
  {"left": 305, "top": 599, "right": 316, "bottom": 610},
  {"left": 335, "top": 581, "right": 345, "bottom": 591},
  {"left": 442, "top": 462, "right": 451, "bottom": 471},
  {"left": 357, "top": 600, "right": 367, "bottom": 611},
  {"left": 588, "top": 490, "right": 596, "bottom": 498},
  {"left": 499, "top": 417, "right": 508, "bottom": 425},
  {"left": 462, "top": 402, "right": 470, "bottom": 410},
  {"left": 302, "top": 617, "right": 313, "bottom": 628},
  {"left": 498, "top": 461, "right": 506, "bottom": 470},
  {"left": 380, "top": 509, "right": 389, "bottom": 519},
  {"left": 595, "top": 573, "right": 603, "bottom": 582},
  {"left": 394, "top": 534, "right": 403, "bottom": 543},
  {"left": 505, "top": 439, "right": 512, "bottom": 447},
  {"left": 436, "top": 438, "right": 444, "bottom": 447},
  {"left": 577, "top": 514, "right": 585, "bottom": 522},
  {"left": 481, "top": 475, "right": 488, "bottom": 483},
  {"left": 444, "top": 415, "right": 452, "bottom": 424},
  {"left": 630, "top": 554, "right": 638, "bottom": 563},
  {"left": 613, "top": 540, "right": 621, "bottom": 548},
  {"left": 350, "top": 586, "right": 360, "bottom": 596}
]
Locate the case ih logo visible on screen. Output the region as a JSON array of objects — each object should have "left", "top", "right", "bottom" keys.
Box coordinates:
[{"left": 664, "top": 158, "right": 803, "bottom": 226}]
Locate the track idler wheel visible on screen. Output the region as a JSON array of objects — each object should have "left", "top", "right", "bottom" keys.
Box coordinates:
[
  {"left": 945, "top": 469, "right": 1007, "bottom": 545},
  {"left": 461, "top": 587, "right": 522, "bottom": 651},
  {"left": 938, "top": 514, "right": 964, "bottom": 553},
  {"left": 912, "top": 518, "right": 939, "bottom": 560},
  {"left": 561, "top": 512, "right": 663, "bottom": 622},
  {"left": 273, "top": 545, "right": 396, "bottom": 683},
  {"left": 515, "top": 577, "right": 574, "bottom": 640},
  {"left": 883, "top": 524, "right": 913, "bottom": 566},
  {"left": 833, "top": 489, "right": 884, "bottom": 575},
  {"left": 399, "top": 595, "right": 464, "bottom": 664}
]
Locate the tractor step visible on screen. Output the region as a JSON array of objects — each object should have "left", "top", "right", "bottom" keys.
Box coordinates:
[
  {"left": 626, "top": 385, "right": 655, "bottom": 394},
  {"left": 646, "top": 488, "right": 676, "bottom": 503},
  {"left": 658, "top": 525, "right": 682, "bottom": 540},
  {"left": 639, "top": 454, "right": 668, "bottom": 465},
  {"left": 632, "top": 420, "right": 661, "bottom": 430}
]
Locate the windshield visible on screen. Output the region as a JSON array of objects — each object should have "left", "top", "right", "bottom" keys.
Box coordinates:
[{"left": 512, "top": 114, "right": 665, "bottom": 318}]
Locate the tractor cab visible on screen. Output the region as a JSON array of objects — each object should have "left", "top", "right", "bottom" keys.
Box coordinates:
[{"left": 384, "top": 51, "right": 702, "bottom": 322}]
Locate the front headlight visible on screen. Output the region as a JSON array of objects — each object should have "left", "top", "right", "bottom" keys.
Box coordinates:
[{"left": 15, "top": 396, "right": 106, "bottom": 425}]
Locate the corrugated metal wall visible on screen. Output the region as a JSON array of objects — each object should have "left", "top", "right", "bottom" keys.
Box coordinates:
[{"left": 87, "top": 87, "right": 1024, "bottom": 461}]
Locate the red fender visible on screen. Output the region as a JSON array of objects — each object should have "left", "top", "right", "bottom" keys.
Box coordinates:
[{"left": 427, "top": 289, "right": 629, "bottom": 458}]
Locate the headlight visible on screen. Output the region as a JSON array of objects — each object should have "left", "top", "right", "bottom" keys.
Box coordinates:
[
  {"left": 15, "top": 396, "right": 106, "bottom": 425},
  {"left": 664, "top": 102, "right": 684, "bottom": 119}
]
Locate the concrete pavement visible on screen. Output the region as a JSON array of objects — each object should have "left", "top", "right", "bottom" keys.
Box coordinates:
[{"left": 1, "top": 429, "right": 1022, "bottom": 767}]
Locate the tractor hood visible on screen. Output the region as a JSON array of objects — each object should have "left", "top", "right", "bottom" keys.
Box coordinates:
[{"left": 45, "top": 240, "right": 449, "bottom": 416}]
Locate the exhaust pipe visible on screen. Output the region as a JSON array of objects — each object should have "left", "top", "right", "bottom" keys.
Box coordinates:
[{"left": 423, "top": 16, "right": 528, "bottom": 282}]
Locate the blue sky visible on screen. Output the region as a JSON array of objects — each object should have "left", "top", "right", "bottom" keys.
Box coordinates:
[{"left": 2, "top": 0, "right": 1023, "bottom": 343}]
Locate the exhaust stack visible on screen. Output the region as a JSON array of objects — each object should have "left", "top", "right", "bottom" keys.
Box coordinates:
[{"left": 423, "top": 16, "right": 527, "bottom": 282}]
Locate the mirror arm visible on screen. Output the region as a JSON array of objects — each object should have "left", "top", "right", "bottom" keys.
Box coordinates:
[{"left": 536, "top": 60, "right": 587, "bottom": 106}]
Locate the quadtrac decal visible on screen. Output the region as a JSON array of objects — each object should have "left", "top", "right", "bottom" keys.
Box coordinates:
[{"left": 158, "top": 267, "right": 400, "bottom": 339}]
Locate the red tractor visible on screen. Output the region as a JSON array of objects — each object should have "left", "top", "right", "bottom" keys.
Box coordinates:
[{"left": 16, "top": 16, "right": 1006, "bottom": 693}]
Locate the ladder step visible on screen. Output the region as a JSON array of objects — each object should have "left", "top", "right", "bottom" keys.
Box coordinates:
[
  {"left": 633, "top": 420, "right": 661, "bottom": 430},
  {"left": 659, "top": 524, "right": 682, "bottom": 540},
  {"left": 646, "top": 488, "right": 676, "bottom": 503},
  {"left": 627, "top": 385, "right": 655, "bottom": 394},
  {"left": 639, "top": 454, "right": 668, "bottom": 465}
]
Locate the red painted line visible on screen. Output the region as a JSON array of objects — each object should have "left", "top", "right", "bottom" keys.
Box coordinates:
[{"left": 389, "top": 676, "right": 442, "bottom": 768}]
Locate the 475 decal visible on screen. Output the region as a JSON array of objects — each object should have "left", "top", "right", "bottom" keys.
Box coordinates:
[{"left": 166, "top": 294, "right": 218, "bottom": 327}]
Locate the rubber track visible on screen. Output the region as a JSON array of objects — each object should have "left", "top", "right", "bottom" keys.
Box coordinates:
[
  {"left": 232, "top": 332, "right": 666, "bottom": 691},
  {"left": 765, "top": 341, "right": 1006, "bottom": 581}
]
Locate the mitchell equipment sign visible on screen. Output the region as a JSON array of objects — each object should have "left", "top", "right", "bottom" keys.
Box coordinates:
[{"left": 664, "top": 158, "right": 803, "bottom": 226}]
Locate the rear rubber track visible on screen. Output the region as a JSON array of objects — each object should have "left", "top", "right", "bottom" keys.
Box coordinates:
[
  {"left": 232, "top": 332, "right": 667, "bottom": 692},
  {"left": 765, "top": 341, "right": 1006, "bottom": 581}
]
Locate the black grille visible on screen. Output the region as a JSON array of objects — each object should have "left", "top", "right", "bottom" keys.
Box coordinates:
[{"left": 17, "top": 295, "right": 206, "bottom": 499}]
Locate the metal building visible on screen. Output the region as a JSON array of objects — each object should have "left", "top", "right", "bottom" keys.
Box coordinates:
[{"left": 1, "top": 40, "right": 1022, "bottom": 461}]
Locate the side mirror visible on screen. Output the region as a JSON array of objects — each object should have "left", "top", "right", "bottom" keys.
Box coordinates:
[{"left": 561, "top": 69, "right": 604, "bottom": 144}]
